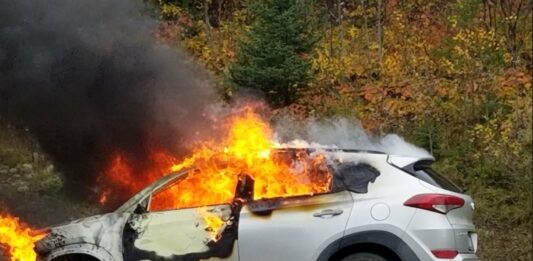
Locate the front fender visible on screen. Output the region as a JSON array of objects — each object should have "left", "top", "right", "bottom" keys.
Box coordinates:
[{"left": 42, "top": 243, "right": 118, "bottom": 261}]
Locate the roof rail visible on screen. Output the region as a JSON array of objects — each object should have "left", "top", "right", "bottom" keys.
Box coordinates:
[
  {"left": 336, "top": 149, "right": 386, "bottom": 154},
  {"left": 273, "top": 147, "right": 386, "bottom": 154}
]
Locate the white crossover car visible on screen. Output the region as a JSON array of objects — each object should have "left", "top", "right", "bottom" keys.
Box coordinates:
[{"left": 35, "top": 149, "right": 478, "bottom": 261}]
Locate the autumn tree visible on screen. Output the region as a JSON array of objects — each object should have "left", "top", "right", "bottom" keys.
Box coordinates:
[{"left": 226, "top": 0, "right": 319, "bottom": 107}]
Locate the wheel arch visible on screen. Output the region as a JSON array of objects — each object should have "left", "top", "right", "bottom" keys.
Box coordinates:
[
  {"left": 316, "top": 230, "right": 420, "bottom": 261},
  {"left": 44, "top": 243, "right": 116, "bottom": 261},
  {"left": 50, "top": 253, "right": 100, "bottom": 261}
]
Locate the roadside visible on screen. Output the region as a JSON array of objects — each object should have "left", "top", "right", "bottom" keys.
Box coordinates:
[{"left": 0, "top": 122, "right": 100, "bottom": 261}]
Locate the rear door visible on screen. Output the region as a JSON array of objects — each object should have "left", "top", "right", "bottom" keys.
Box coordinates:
[{"left": 237, "top": 191, "right": 354, "bottom": 261}]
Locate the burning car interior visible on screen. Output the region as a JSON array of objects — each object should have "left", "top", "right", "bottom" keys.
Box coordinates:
[
  {"left": 117, "top": 148, "right": 381, "bottom": 261},
  {"left": 32, "top": 145, "right": 383, "bottom": 261}
]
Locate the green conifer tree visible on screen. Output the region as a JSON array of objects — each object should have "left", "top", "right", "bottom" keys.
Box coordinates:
[{"left": 227, "top": 0, "right": 319, "bottom": 107}]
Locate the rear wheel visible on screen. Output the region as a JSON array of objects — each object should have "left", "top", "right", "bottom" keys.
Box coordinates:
[{"left": 341, "top": 252, "right": 388, "bottom": 261}]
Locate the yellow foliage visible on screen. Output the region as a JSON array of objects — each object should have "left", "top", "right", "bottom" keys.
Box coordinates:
[{"left": 159, "top": 2, "right": 182, "bottom": 19}]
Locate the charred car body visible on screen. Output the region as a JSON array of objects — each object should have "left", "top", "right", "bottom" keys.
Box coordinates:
[{"left": 34, "top": 149, "right": 478, "bottom": 261}]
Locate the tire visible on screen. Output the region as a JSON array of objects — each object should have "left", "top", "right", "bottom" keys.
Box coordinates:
[{"left": 341, "top": 252, "right": 388, "bottom": 261}]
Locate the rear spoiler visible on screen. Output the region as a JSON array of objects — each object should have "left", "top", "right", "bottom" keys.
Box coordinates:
[
  {"left": 386, "top": 155, "right": 435, "bottom": 168},
  {"left": 387, "top": 155, "right": 465, "bottom": 194}
]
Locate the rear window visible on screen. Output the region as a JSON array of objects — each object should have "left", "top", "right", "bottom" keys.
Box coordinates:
[{"left": 403, "top": 161, "right": 463, "bottom": 193}]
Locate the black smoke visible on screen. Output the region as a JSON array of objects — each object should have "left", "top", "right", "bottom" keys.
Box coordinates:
[{"left": 0, "top": 0, "right": 217, "bottom": 202}]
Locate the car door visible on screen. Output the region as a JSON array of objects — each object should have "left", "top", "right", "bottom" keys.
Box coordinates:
[
  {"left": 237, "top": 191, "right": 354, "bottom": 261},
  {"left": 122, "top": 177, "right": 240, "bottom": 261}
]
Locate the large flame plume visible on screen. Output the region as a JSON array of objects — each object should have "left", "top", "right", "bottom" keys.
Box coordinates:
[
  {"left": 0, "top": 213, "right": 46, "bottom": 261},
  {"left": 98, "top": 106, "right": 332, "bottom": 211}
]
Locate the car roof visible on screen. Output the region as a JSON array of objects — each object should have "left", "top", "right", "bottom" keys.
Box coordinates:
[{"left": 273, "top": 147, "right": 434, "bottom": 165}]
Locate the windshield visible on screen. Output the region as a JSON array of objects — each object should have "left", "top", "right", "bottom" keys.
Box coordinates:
[{"left": 115, "top": 170, "right": 190, "bottom": 213}]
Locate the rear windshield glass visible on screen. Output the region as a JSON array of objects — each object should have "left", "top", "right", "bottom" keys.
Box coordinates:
[{"left": 411, "top": 163, "right": 463, "bottom": 193}]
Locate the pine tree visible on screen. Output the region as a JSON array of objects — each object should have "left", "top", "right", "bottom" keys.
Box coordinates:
[{"left": 227, "top": 0, "right": 319, "bottom": 107}]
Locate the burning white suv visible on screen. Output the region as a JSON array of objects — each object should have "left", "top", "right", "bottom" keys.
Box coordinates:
[{"left": 34, "top": 149, "right": 478, "bottom": 261}]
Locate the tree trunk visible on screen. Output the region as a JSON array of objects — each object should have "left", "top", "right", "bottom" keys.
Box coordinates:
[
  {"left": 360, "top": 0, "right": 371, "bottom": 66},
  {"left": 204, "top": 0, "right": 212, "bottom": 48},
  {"left": 377, "top": 0, "right": 383, "bottom": 66}
]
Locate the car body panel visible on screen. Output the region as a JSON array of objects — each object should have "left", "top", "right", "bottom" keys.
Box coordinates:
[
  {"left": 35, "top": 213, "right": 130, "bottom": 261},
  {"left": 416, "top": 179, "right": 477, "bottom": 254},
  {"left": 238, "top": 191, "right": 354, "bottom": 261},
  {"left": 345, "top": 155, "right": 420, "bottom": 236},
  {"left": 404, "top": 209, "right": 457, "bottom": 257}
]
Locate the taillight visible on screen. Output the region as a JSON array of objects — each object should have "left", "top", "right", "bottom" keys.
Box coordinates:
[
  {"left": 431, "top": 249, "right": 458, "bottom": 259},
  {"left": 404, "top": 193, "right": 464, "bottom": 214}
]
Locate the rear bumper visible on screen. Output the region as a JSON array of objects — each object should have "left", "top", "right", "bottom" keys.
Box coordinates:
[
  {"left": 402, "top": 209, "right": 477, "bottom": 261},
  {"left": 454, "top": 253, "right": 478, "bottom": 261},
  {"left": 401, "top": 231, "right": 478, "bottom": 261}
]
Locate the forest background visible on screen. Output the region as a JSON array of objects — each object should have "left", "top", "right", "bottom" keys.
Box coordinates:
[{"left": 0, "top": 0, "right": 531, "bottom": 260}]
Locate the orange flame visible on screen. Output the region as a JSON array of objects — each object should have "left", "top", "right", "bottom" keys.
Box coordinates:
[
  {"left": 100, "top": 106, "right": 332, "bottom": 211},
  {"left": 198, "top": 208, "right": 226, "bottom": 242},
  {"left": 98, "top": 149, "right": 182, "bottom": 206},
  {"left": 0, "top": 213, "right": 46, "bottom": 261}
]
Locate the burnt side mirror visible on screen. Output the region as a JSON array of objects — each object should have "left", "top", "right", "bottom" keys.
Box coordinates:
[
  {"left": 134, "top": 197, "right": 149, "bottom": 214},
  {"left": 234, "top": 174, "right": 254, "bottom": 203}
]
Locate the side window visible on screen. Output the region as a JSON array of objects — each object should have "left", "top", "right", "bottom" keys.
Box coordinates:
[
  {"left": 148, "top": 178, "right": 187, "bottom": 212},
  {"left": 148, "top": 150, "right": 338, "bottom": 211},
  {"left": 332, "top": 162, "right": 380, "bottom": 193},
  {"left": 148, "top": 172, "right": 238, "bottom": 212},
  {"left": 251, "top": 150, "right": 334, "bottom": 201}
]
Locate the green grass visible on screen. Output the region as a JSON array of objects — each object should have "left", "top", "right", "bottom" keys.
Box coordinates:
[{"left": 471, "top": 186, "right": 532, "bottom": 260}]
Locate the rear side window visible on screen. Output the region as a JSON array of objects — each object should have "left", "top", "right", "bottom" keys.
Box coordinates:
[
  {"left": 331, "top": 163, "right": 380, "bottom": 193},
  {"left": 405, "top": 161, "right": 463, "bottom": 193}
]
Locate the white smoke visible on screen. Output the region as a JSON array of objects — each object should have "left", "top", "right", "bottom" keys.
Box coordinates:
[{"left": 273, "top": 117, "right": 432, "bottom": 158}]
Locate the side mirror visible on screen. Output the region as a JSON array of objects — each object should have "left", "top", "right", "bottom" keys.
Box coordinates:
[
  {"left": 134, "top": 197, "right": 149, "bottom": 214},
  {"left": 234, "top": 174, "right": 254, "bottom": 203}
]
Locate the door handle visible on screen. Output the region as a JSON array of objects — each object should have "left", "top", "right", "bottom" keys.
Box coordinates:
[{"left": 313, "top": 209, "right": 343, "bottom": 218}]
